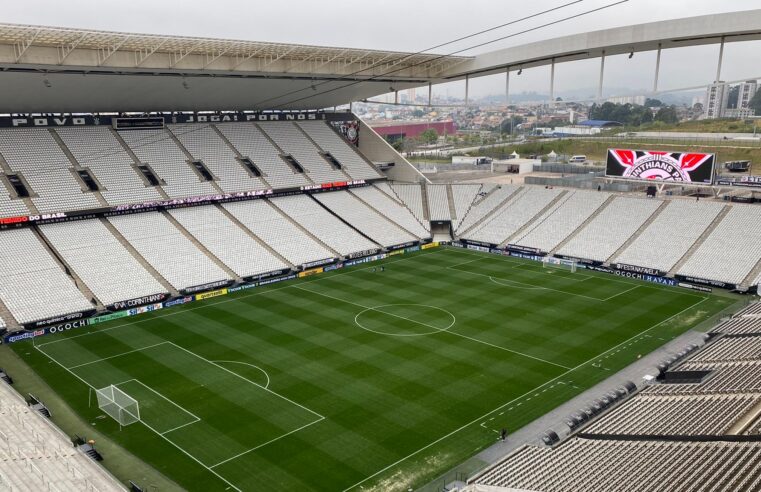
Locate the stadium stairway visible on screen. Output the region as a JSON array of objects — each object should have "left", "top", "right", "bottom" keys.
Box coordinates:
[
  {"left": 210, "top": 124, "right": 274, "bottom": 189},
  {"left": 98, "top": 217, "right": 179, "bottom": 297},
  {"left": 253, "top": 123, "right": 317, "bottom": 185},
  {"left": 165, "top": 128, "right": 226, "bottom": 194},
  {"left": 458, "top": 186, "right": 523, "bottom": 238},
  {"left": 263, "top": 199, "right": 340, "bottom": 260},
  {"left": 307, "top": 193, "right": 382, "bottom": 248},
  {"left": 109, "top": 128, "right": 171, "bottom": 198},
  {"left": 605, "top": 199, "right": 670, "bottom": 266},
  {"left": 499, "top": 190, "right": 569, "bottom": 248},
  {"left": 420, "top": 183, "right": 431, "bottom": 222},
  {"left": 739, "top": 259, "right": 761, "bottom": 291},
  {"left": 49, "top": 129, "right": 109, "bottom": 207},
  {"left": 160, "top": 210, "right": 242, "bottom": 282},
  {"left": 727, "top": 398, "right": 761, "bottom": 435},
  {"left": 0, "top": 151, "right": 40, "bottom": 215},
  {"left": 0, "top": 297, "right": 20, "bottom": 331},
  {"left": 667, "top": 205, "right": 732, "bottom": 277},
  {"left": 348, "top": 188, "right": 423, "bottom": 239},
  {"left": 446, "top": 184, "right": 459, "bottom": 221},
  {"left": 293, "top": 123, "right": 354, "bottom": 181},
  {"left": 549, "top": 194, "right": 616, "bottom": 256},
  {"left": 385, "top": 183, "right": 430, "bottom": 231},
  {"left": 32, "top": 226, "right": 104, "bottom": 310}
]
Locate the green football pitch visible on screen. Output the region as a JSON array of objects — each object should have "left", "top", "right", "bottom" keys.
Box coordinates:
[{"left": 11, "top": 247, "right": 740, "bottom": 491}]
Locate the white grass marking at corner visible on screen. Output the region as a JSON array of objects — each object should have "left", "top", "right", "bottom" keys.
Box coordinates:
[
  {"left": 32, "top": 345, "right": 244, "bottom": 492},
  {"left": 35, "top": 248, "right": 448, "bottom": 349},
  {"left": 213, "top": 360, "right": 271, "bottom": 389},
  {"left": 341, "top": 295, "right": 710, "bottom": 491},
  {"left": 65, "top": 341, "right": 170, "bottom": 370}
]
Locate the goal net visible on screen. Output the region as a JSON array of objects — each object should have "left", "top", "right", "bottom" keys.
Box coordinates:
[
  {"left": 542, "top": 257, "right": 577, "bottom": 273},
  {"left": 95, "top": 385, "right": 140, "bottom": 427}
]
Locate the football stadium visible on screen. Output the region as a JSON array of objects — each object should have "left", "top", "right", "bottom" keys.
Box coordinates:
[{"left": 0, "top": 2, "right": 760, "bottom": 491}]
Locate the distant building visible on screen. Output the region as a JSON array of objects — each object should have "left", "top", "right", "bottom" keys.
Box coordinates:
[
  {"left": 737, "top": 80, "right": 758, "bottom": 113},
  {"left": 369, "top": 120, "right": 456, "bottom": 141},
  {"left": 704, "top": 82, "right": 729, "bottom": 119},
  {"left": 723, "top": 108, "right": 755, "bottom": 119},
  {"left": 606, "top": 95, "right": 646, "bottom": 105}
]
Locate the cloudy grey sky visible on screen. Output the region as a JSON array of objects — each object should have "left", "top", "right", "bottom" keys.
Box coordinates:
[{"left": 4, "top": 0, "right": 760, "bottom": 99}]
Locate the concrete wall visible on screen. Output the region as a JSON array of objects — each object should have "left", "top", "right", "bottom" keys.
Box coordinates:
[{"left": 358, "top": 119, "right": 429, "bottom": 183}]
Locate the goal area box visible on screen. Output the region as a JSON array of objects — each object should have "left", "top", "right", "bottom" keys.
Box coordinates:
[{"left": 542, "top": 257, "right": 578, "bottom": 273}]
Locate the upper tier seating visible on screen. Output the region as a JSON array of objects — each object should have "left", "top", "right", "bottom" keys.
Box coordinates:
[
  {"left": 108, "top": 212, "right": 231, "bottom": 290},
  {"left": 271, "top": 194, "right": 378, "bottom": 256},
  {"left": 40, "top": 219, "right": 166, "bottom": 307},
  {"left": 222, "top": 200, "right": 334, "bottom": 267},
  {"left": 645, "top": 360, "right": 761, "bottom": 395},
  {"left": 0, "top": 381, "right": 123, "bottom": 491},
  {"left": 689, "top": 336, "right": 761, "bottom": 363},
  {"left": 169, "top": 205, "right": 289, "bottom": 278},
  {"left": 615, "top": 200, "right": 725, "bottom": 272},
  {"left": 352, "top": 185, "right": 430, "bottom": 238},
  {"left": 464, "top": 187, "right": 563, "bottom": 245},
  {"left": 451, "top": 184, "right": 481, "bottom": 230},
  {"left": 512, "top": 190, "right": 610, "bottom": 252},
  {"left": 0, "top": 228, "right": 93, "bottom": 324},
  {"left": 557, "top": 196, "right": 662, "bottom": 262},
  {"left": 0, "top": 180, "right": 29, "bottom": 218},
  {"left": 215, "top": 123, "right": 309, "bottom": 189},
  {"left": 297, "top": 121, "right": 382, "bottom": 180},
  {"left": 314, "top": 190, "right": 416, "bottom": 247},
  {"left": 260, "top": 122, "right": 347, "bottom": 184},
  {"left": 390, "top": 183, "right": 427, "bottom": 226},
  {"left": 55, "top": 127, "right": 163, "bottom": 205},
  {"left": 118, "top": 129, "right": 217, "bottom": 199},
  {"left": 169, "top": 124, "right": 268, "bottom": 193},
  {"left": 426, "top": 184, "right": 451, "bottom": 221},
  {"left": 677, "top": 204, "right": 761, "bottom": 285},
  {"left": 456, "top": 185, "right": 516, "bottom": 234},
  {"left": 0, "top": 128, "right": 101, "bottom": 213}
]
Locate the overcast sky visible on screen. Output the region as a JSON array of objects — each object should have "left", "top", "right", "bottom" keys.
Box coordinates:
[{"left": 5, "top": 0, "right": 760, "bottom": 99}]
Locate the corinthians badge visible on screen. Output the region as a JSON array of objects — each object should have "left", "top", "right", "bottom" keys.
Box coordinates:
[{"left": 608, "top": 149, "right": 714, "bottom": 183}]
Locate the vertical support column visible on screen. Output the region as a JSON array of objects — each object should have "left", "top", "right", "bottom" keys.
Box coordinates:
[
  {"left": 715, "top": 36, "right": 725, "bottom": 82},
  {"left": 505, "top": 67, "right": 510, "bottom": 107},
  {"left": 465, "top": 74, "right": 470, "bottom": 106},
  {"left": 428, "top": 82, "right": 432, "bottom": 107},
  {"left": 394, "top": 90, "right": 398, "bottom": 105},
  {"left": 597, "top": 50, "right": 606, "bottom": 101},
  {"left": 549, "top": 58, "right": 555, "bottom": 107},
  {"left": 653, "top": 43, "right": 662, "bottom": 93}
]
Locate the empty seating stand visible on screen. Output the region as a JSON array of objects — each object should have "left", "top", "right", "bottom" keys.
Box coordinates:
[
  {"left": 426, "top": 184, "right": 451, "bottom": 221},
  {"left": 169, "top": 124, "right": 269, "bottom": 193},
  {"left": 40, "top": 219, "right": 166, "bottom": 307},
  {"left": 108, "top": 212, "right": 231, "bottom": 291},
  {"left": 297, "top": 121, "right": 382, "bottom": 180},
  {"left": 352, "top": 185, "right": 429, "bottom": 238},
  {"left": 0, "top": 128, "right": 101, "bottom": 213},
  {"left": 55, "top": 127, "right": 163, "bottom": 205},
  {"left": 0, "top": 228, "right": 93, "bottom": 325},
  {"left": 271, "top": 194, "right": 378, "bottom": 257}
]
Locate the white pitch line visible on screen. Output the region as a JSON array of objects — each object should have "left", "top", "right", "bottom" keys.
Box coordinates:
[
  {"left": 66, "top": 341, "right": 170, "bottom": 370},
  {"left": 213, "top": 360, "right": 271, "bottom": 389},
  {"left": 292, "top": 285, "right": 569, "bottom": 371},
  {"left": 340, "top": 294, "right": 709, "bottom": 491},
  {"left": 601, "top": 284, "right": 640, "bottom": 302},
  {"left": 33, "top": 344, "right": 243, "bottom": 492},
  {"left": 161, "top": 419, "right": 201, "bottom": 435},
  {"left": 35, "top": 248, "right": 447, "bottom": 349},
  {"left": 209, "top": 417, "right": 325, "bottom": 469},
  {"left": 166, "top": 342, "right": 325, "bottom": 421}
]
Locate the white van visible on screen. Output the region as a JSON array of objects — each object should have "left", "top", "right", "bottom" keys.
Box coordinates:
[{"left": 569, "top": 155, "right": 587, "bottom": 163}]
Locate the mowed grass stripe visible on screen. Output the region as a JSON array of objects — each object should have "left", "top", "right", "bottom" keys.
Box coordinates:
[{"left": 17, "top": 247, "right": 739, "bottom": 492}]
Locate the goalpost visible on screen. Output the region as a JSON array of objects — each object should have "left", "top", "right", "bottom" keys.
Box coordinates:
[
  {"left": 95, "top": 385, "right": 140, "bottom": 429},
  {"left": 541, "top": 256, "right": 578, "bottom": 273}
]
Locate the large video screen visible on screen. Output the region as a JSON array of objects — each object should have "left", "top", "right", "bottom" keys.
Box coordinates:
[{"left": 606, "top": 149, "right": 715, "bottom": 184}]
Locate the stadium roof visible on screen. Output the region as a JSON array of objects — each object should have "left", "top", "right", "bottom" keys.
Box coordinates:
[{"left": 0, "top": 23, "right": 471, "bottom": 113}]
